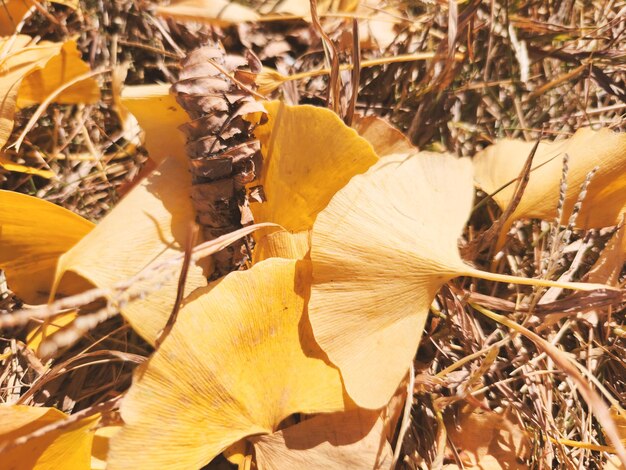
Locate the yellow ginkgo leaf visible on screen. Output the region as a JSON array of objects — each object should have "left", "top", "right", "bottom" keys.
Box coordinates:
[
  {"left": 0, "top": 190, "right": 94, "bottom": 304},
  {"left": 0, "top": 0, "right": 79, "bottom": 36},
  {"left": 0, "top": 36, "right": 64, "bottom": 149},
  {"left": 120, "top": 84, "right": 189, "bottom": 165},
  {"left": 252, "top": 409, "right": 393, "bottom": 469},
  {"left": 473, "top": 128, "right": 626, "bottom": 231},
  {"left": 250, "top": 101, "right": 378, "bottom": 261},
  {"left": 309, "top": 152, "right": 610, "bottom": 409},
  {"left": 0, "top": 405, "right": 100, "bottom": 470},
  {"left": 252, "top": 101, "right": 379, "bottom": 232},
  {"left": 252, "top": 230, "right": 310, "bottom": 263},
  {"left": 53, "top": 155, "right": 207, "bottom": 345},
  {"left": 108, "top": 258, "right": 349, "bottom": 470},
  {"left": 17, "top": 40, "right": 100, "bottom": 107}
]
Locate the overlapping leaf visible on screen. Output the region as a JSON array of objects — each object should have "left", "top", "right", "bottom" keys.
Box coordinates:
[
  {"left": 473, "top": 128, "right": 626, "bottom": 230},
  {"left": 53, "top": 155, "right": 207, "bottom": 345},
  {"left": 0, "top": 36, "right": 63, "bottom": 149},
  {"left": 252, "top": 409, "right": 392, "bottom": 469},
  {"left": 309, "top": 152, "right": 609, "bottom": 409},
  {"left": 17, "top": 40, "right": 99, "bottom": 107},
  {"left": 250, "top": 101, "right": 379, "bottom": 260},
  {"left": 0, "top": 35, "right": 99, "bottom": 180},
  {"left": 0, "top": 405, "right": 100, "bottom": 469},
  {"left": 0, "top": 0, "right": 79, "bottom": 35},
  {"left": 108, "top": 258, "right": 349, "bottom": 469},
  {"left": 0, "top": 190, "right": 93, "bottom": 304},
  {"left": 120, "top": 84, "right": 189, "bottom": 165}
]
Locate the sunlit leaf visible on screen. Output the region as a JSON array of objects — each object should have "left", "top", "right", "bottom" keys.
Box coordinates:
[
  {"left": 0, "top": 0, "right": 79, "bottom": 35},
  {"left": 0, "top": 36, "right": 63, "bottom": 149},
  {"left": 120, "top": 84, "right": 189, "bottom": 165},
  {"left": 108, "top": 258, "right": 349, "bottom": 470},
  {"left": 252, "top": 409, "right": 392, "bottom": 469},
  {"left": 442, "top": 405, "right": 531, "bottom": 469},
  {"left": 309, "top": 152, "right": 610, "bottom": 409},
  {"left": 54, "top": 155, "right": 207, "bottom": 345},
  {"left": 0, "top": 190, "right": 93, "bottom": 304},
  {"left": 252, "top": 230, "right": 310, "bottom": 263},
  {"left": 0, "top": 405, "right": 100, "bottom": 470},
  {"left": 473, "top": 128, "right": 626, "bottom": 230},
  {"left": 17, "top": 40, "right": 100, "bottom": 107},
  {"left": 251, "top": 101, "right": 378, "bottom": 260},
  {"left": 252, "top": 101, "right": 378, "bottom": 232}
]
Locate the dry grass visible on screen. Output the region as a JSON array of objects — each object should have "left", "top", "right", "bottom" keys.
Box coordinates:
[{"left": 1, "top": 0, "right": 625, "bottom": 468}]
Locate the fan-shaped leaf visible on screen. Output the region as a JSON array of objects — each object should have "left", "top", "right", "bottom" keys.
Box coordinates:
[
  {"left": 0, "top": 405, "right": 100, "bottom": 470},
  {"left": 108, "top": 258, "right": 348, "bottom": 469},
  {"left": 53, "top": 155, "right": 207, "bottom": 345},
  {"left": 0, "top": 190, "right": 93, "bottom": 304},
  {"left": 473, "top": 128, "right": 626, "bottom": 230},
  {"left": 309, "top": 152, "right": 610, "bottom": 409}
]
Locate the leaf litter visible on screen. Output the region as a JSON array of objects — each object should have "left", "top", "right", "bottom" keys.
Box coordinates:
[{"left": 0, "top": 0, "right": 625, "bottom": 469}]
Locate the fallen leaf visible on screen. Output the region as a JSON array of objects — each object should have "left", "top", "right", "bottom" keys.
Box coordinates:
[
  {"left": 252, "top": 409, "right": 393, "bottom": 470},
  {"left": 108, "top": 258, "right": 349, "bottom": 469},
  {"left": 120, "top": 84, "right": 189, "bottom": 165},
  {"left": 442, "top": 404, "right": 531, "bottom": 469},
  {"left": 309, "top": 152, "right": 610, "bottom": 409},
  {"left": 250, "top": 101, "right": 378, "bottom": 260},
  {"left": 0, "top": 36, "right": 63, "bottom": 149},
  {"left": 0, "top": 0, "right": 79, "bottom": 35},
  {"left": 251, "top": 230, "right": 311, "bottom": 263},
  {"left": 0, "top": 189, "right": 94, "bottom": 304},
  {"left": 53, "top": 155, "right": 207, "bottom": 345},
  {"left": 0, "top": 404, "right": 100, "bottom": 470},
  {"left": 17, "top": 40, "right": 100, "bottom": 107},
  {"left": 473, "top": 128, "right": 626, "bottom": 231}
]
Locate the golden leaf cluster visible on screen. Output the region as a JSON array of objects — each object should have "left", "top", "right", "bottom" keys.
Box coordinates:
[{"left": 0, "top": 14, "right": 626, "bottom": 468}]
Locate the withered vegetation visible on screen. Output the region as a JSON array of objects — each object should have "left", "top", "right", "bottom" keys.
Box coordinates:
[{"left": 0, "top": 0, "right": 625, "bottom": 469}]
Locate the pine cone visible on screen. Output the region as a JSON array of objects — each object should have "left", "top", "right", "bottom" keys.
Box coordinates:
[{"left": 172, "top": 45, "right": 267, "bottom": 277}]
